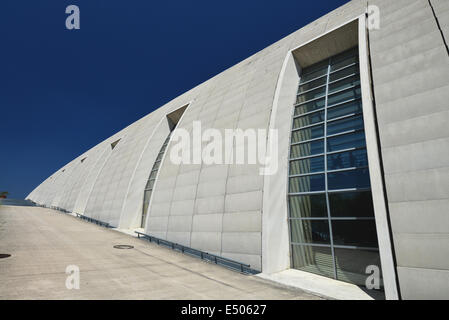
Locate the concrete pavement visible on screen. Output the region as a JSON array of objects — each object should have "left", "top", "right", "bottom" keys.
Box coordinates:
[{"left": 0, "top": 205, "right": 321, "bottom": 300}]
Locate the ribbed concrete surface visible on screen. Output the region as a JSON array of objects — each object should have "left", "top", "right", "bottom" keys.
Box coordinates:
[{"left": 0, "top": 206, "right": 321, "bottom": 300}]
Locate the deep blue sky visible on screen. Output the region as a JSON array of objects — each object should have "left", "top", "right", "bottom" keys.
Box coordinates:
[{"left": 1, "top": 0, "right": 350, "bottom": 199}]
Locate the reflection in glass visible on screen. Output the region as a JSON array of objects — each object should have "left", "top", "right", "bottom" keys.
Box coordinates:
[
  {"left": 289, "top": 194, "right": 327, "bottom": 218},
  {"left": 327, "top": 99, "right": 362, "bottom": 120},
  {"left": 298, "top": 76, "right": 327, "bottom": 94},
  {"left": 327, "top": 149, "right": 368, "bottom": 170},
  {"left": 328, "top": 75, "right": 361, "bottom": 94},
  {"left": 290, "top": 156, "right": 324, "bottom": 175},
  {"left": 288, "top": 47, "right": 382, "bottom": 289},
  {"left": 291, "top": 125, "right": 324, "bottom": 143},
  {"left": 335, "top": 248, "right": 382, "bottom": 287},
  {"left": 295, "top": 97, "right": 326, "bottom": 115},
  {"left": 327, "top": 131, "right": 366, "bottom": 152},
  {"left": 328, "top": 86, "right": 361, "bottom": 106},
  {"left": 290, "top": 140, "right": 324, "bottom": 158},
  {"left": 291, "top": 219, "right": 331, "bottom": 244},
  {"left": 289, "top": 174, "right": 325, "bottom": 193},
  {"left": 328, "top": 168, "right": 371, "bottom": 190},
  {"left": 327, "top": 115, "right": 364, "bottom": 136},
  {"left": 292, "top": 245, "right": 334, "bottom": 278},
  {"left": 293, "top": 111, "right": 325, "bottom": 129},
  {"left": 296, "top": 86, "right": 326, "bottom": 104}
]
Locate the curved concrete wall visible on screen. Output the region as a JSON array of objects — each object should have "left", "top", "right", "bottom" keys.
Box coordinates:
[
  {"left": 28, "top": 1, "right": 449, "bottom": 298},
  {"left": 26, "top": 0, "right": 369, "bottom": 272}
]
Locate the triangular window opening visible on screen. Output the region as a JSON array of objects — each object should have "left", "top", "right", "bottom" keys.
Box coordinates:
[{"left": 111, "top": 139, "right": 121, "bottom": 150}]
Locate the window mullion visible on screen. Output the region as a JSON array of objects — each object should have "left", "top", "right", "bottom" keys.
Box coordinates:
[{"left": 323, "top": 59, "right": 338, "bottom": 280}]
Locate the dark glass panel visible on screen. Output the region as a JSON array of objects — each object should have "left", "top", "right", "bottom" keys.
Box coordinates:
[
  {"left": 330, "top": 48, "right": 359, "bottom": 71},
  {"left": 289, "top": 174, "right": 325, "bottom": 193},
  {"left": 296, "top": 86, "right": 326, "bottom": 104},
  {"left": 295, "top": 97, "right": 325, "bottom": 115},
  {"left": 327, "top": 149, "right": 368, "bottom": 170},
  {"left": 328, "top": 86, "right": 361, "bottom": 106},
  {"left": 298, "top": 76, "right": 327, "bottom": 94},
  {"left": 290, "top": 219, "right": 331, "bottom": 244},
  {"left": 334, "top": 248, "right": 382, "bottom": 287},
  {"left": 291, "top": 125, "right": 324, "bottom": 143},
  {"left": 290, "top": 156, "right": 324, "bottom": 175},
  {"left": 156, "top": 152, "right": 164, "bottom": 161},
  {"left": 330, "top": 64, "right": 359, "bottom": 81},
  {"left": 327, "top": 131, "right": 366, "bottom": 152},
  {"left": 332, "top": 220, "right": 379, "bottom": 247},
  {"left": 293, "top": 111, "right": 325, "bottom": 129},
  {"left": 290, "top": 140, "right": 324, "bottom": 158},
  {"left": 327, "top": 99, "right": 362, "bottom": 120},
  {"left": 327, "top": 168, "right": 371, "bottom": 190},
  {"left": 152, "top": 161, "right": 161, "bottom": 171},
  {"left": 289, "top": 194, "right": 328, "bottom": 218},
  {"left": 329, "top": 191, "right": 375, "bottom": 218},
  {"left": 149, "top": 170, "right": 158, "bottom": 180},
  {"left": 145, "top": 179, "right": 155, "bottom": 190},
  {"left": 327, "top": 115, "right": 364, "bottom": 136},
  {"left": 291, "top": 245, "right": 334, "bottom": 278},
  {"left": 300, "top": 60, "right": 329, "bottom": 82},
  {"left": 328, "top": 75, "right": 361, "bottom": 95}
]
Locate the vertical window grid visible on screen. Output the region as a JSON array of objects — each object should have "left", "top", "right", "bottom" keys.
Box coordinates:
[
  {"left": 141, "top": 133, "right": 172, "bottom": 228},
  {"left": 287, "top": 47, "right": 383, "bottom": 288}
]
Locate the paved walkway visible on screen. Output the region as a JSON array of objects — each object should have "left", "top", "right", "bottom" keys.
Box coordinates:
[{"left": 0, "top": 205, "right": 321, "bottom": 300}]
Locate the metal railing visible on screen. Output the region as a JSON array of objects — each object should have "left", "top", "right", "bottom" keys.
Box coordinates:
[
  {"left": 135, "top": 231, "right": 259, "bottom": 275},
  {"left": 74, "top": 213, "right": 110, "bottom": 228}
]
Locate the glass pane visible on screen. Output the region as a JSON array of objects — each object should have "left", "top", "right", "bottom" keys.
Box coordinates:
[
  {"left": 289, "top": 194, "right": 327, "bottom": 218},
  {"left": 328, "top": 86, "right": 361, "bottom": 106},
  {"left": 152, "top": 161, "right": 161, "bottom": 171},
  {"left": 142, "top": 202, "right": 149, "bottom": 218},
  {"left": 145, "top": 179, "right": 155, "bottom": 190},
  {"left": 290, "top": 140, "right": 324, "bottom": 158},
  {"left": 143, "top": 190, "right": 152, "bottom": 204},
  {"left": 330, "top": 48, "right": 358, "bottom": 71},
  {"left": 300, "top": 61, "right": 329, "bottom": 82},
  {"left": 295, "top": 97, "right": 325, "bottom": 114},
  {"left": 291, "top": 125, "right": 324, "bottom": 143},
  {"left": 289, "top": 174, "right": 325, "bottom": 193},
  {"left": 290, "top": 156, "right": 324, "bottom": 175},
  {"left": 327, "top": 149, "right": 368, "bottom": 170},
  {"left": 298, "top": 76, "right": 327, "bottom": 94},
  {"left": 296, "top": 86, "right": 326, "bottom": 104},
  {"left": 330, "top": 64, "right": 359, "bottom": 82},
  {"left": 292, "top": 245, "right": 334, "bottom": 278},
  {"left": 332, "top": 220, "right": 379, "bottom": 247},
  {"left": 329, "top": 191, "right": 375, "bottom": 218},
  {"left": 290, "top": 219, "right": 331, "bottom": 244},
  {"left": 327, "top": 115, "right": 364, "bottom": 136},
  {"left": 334, "top": 248, "right": 382, "bottom": 287},
  {"left": 328, "top": 75, "right": 360, "bottom": 95},
  {"left": 293, "top": 111, "right": 325, "bottom": 129},
  {"left": 327, "top": 131, "right": 366, "bottom": 152},
  {"left": 328, "top": 99, "right": 362, "bottom": 120},
  {"left": 328, "top": 168, "right": 371, "bottom": 190},
  {"left": 149, "top": 170, "right": 158, "bottom": 180}
]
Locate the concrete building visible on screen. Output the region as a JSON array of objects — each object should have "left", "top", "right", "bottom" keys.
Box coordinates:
[{"left": 26, "top": 0, "right": 449, "bottom": 300}]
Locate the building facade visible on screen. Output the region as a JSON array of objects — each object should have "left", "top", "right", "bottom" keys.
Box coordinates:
[{"left": 27, "top": 0, "right": 449, "bottom": 300}]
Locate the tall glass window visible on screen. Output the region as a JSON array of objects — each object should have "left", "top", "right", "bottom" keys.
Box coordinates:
[
  {"left": 141, "top": 133, "right": 171, "bottom": 228},
  {"left": 288, "top": 47, "right": 382, "bottom": 288}
]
